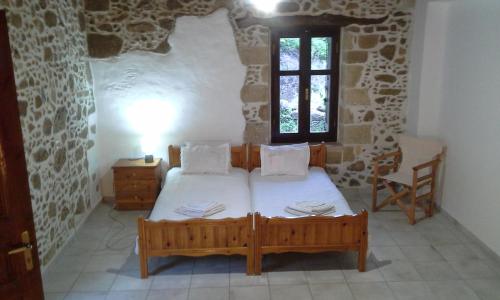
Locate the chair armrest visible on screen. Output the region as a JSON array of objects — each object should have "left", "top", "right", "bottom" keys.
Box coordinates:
[{"left": 412, "top": 158, "right": 440, "bottom": 171}]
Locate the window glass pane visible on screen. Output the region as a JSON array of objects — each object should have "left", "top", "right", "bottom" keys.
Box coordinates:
[
  {"left": 280, "top": 75, "right": 299, "bottom": 134},
  {"left": 280, "top": 38, "right": 300, "bottom": 71},
  {"left": 311, "top": 37, "right": 332, "bottom": 70},
  {"left": 310, "top": 75, "right": 330, "bottom": 133}
]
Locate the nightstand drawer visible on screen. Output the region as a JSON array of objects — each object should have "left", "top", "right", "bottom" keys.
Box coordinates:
[
  {"left": 114, "top": 180, "right": 159, "bottom": 195},
  {"left": 114, "top": 168, "right": 158, "bottom": 180},
  {"left": 112, "top": 158, "right": 162, "bottom": 210},
  {"left": 115, "top": 189, "right": 158, "bottom": 202}
]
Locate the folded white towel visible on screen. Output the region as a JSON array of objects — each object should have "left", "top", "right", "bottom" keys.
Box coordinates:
[
  {"left": 288, "top": 201, "right": 335, "bottom": 214},
  {"left": 285, "top": 206, "right": 335, "bottom": 216},
  {"left": 175, "top": 203, "right": 225, "bottom": 218},
  {"left": 182, "top": 200, "right": 220, "bottom": 212}
]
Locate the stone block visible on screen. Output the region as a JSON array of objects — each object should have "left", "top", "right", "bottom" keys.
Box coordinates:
[
  {"left": 380, "top": 45, "right": 396, "bottom": 60},
  {"left": 239, "top": 47, "right": 269, "bottom": 65},
  {"left": 241, "top": 84, "right": 269, "bottom": 103},
  {"left": 261, "top": 65, "right": 270, "bottom": 83},
  {"left": 259, "top": 104, "right": 269, "bottom": 121},
  {"left": 358, "top": 35, "right": 379, "bottom": 49},
  {"left": 327, "top": 147, "right": 342, "bottom": 164},
  {"left": 344, "top": 51, "right": 368, "bottom": 64},
  {"left": 342, "top": 125, "right": 372, "bottom": 144},
  {"left": 87, "top": 33, "right": 123, "bottom": 58},
  {"left": 244, "top": 123, "right": 269, "bottom": 144},
  {"left": 343, "top": 146, "right": 355, "bottom": 162},
  {"left": 342, "top": 65, "right": 363, "bottom": 88},
  {"left": 343, "top": 88, "right": 370, "bottom": 105},
  {"left": 342, "top": 32, "right": 354, "bottom": 50},
  {"left": 84, "top": 0, "right": 109, "bottom": 11},
  {"left": 127, "top": 22, "right": 155, "bottom": 33},
  {"left": 341, "top": 107, "right": 353, "bottom": 124},
  {"left": 375, "top": 74, "right": 397, "bottom": 83}
]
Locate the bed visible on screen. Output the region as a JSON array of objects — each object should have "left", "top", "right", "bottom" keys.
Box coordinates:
[
  {"left": 248, "top": 144, "right": 368, "bottom": 274},
  {"left": 137, "top": 145, "right": 255, "bottom": 278}
]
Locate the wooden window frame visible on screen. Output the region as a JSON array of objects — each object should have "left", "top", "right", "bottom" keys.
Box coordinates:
[{"left": 271, "top": 26, "right": 341, "bottom": 143}]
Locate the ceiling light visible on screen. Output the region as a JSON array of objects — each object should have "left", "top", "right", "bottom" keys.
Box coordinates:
[{"left": 251, "top": 0, "right": 280, "bottom": 12}]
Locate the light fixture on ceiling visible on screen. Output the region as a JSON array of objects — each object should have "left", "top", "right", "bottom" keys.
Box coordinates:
[{"left": 250, "top": 0, "right": 280, "bottom": 12}]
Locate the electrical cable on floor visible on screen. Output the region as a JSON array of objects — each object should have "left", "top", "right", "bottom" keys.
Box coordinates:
[{"left": 103, "top": 208, "right": 139, "bottom": 251}]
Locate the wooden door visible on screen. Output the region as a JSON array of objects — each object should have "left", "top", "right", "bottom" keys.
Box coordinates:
[{"left": 0, "top": 10, "right": 44, "bottom": 300}]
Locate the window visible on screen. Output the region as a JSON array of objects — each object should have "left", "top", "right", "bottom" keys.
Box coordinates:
[{"left": 271, "top": 27, "right": 340, "bottom": 143}]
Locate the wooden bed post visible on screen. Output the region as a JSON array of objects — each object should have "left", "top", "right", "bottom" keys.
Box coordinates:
[
  {"left": 254, "top": 213, "right": 262, "bottom": 275},
  {"left": 246, "top": 213, "right": 255, "bottom": 275},
  {"left": 357, "top": 211, "right": 368, "bottom": 272},
  {"left": 138, "top": 217, "right": 149, "bottom": 278}
]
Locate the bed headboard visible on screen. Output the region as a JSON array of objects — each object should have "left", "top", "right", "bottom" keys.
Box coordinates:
[
  {"left": 168, "top": 144, "right": 247, "bottom": 169},
  {"left": 248, "top": 143, "right": 326, "bottom": 171}
]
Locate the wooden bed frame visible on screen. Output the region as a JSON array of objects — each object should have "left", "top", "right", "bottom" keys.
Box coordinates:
[
  {"left": 248, "top": 144, "right": 368, "bottom": 274},
  {"left": 137, "top": 144, "right": 255, "bottom": 278}
]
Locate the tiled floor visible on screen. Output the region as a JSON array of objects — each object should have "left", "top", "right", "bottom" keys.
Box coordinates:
[{"left": 43, "top": 188, "right": 500, "bottom": 300}]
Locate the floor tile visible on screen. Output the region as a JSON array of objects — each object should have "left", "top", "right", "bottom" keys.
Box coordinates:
[
  {"left": 229, "top": 286, "right": 270, "bottom": 300},
  {"left": 369, "top": 229, "right": 397, "bottom": 246},
  {"left": 378, "top": 261, "right": 422, "bottom": 282},
  {"left": 48, "top": 254, "right": 91, "bottom": 273},
  {"left": 229, "top": 272, "right": 268, "bottom": 286},
  {"left": 83, "top": 254, "right": 128, "bottom": 272},
  {"left": 390, "top": 231, "right": 430, "bottom": 246},
  {"left": 388, "top": 281, "right": 434, "bottom": 300},
  {"left": 268, "top": 270, "right": 307, "bottom": 285},
  {"left": 342, "top": 266, "right": 385, "bottom": 283},
  {"left": 72, "top": 272, "right": 117, "bottom": 292},
  {"left": 399, "top": 246, "right": 444, "bottom": 262},
  {"left": 420, "top": 228, "right": 462, "bottom": 245},
  {"left": 370, "top": 246, "right": 407, "bottom": 262},
  {"left": 435, "top": 244, "right": 479, "bottom": 261},
  {"left": 147, "top": 289, "right": 189, "bottom": 300},
  {"left": 106, "top": 290, "right": 148, "bottom": 300},
  {"left": 270, "top": 284, "right": 312, "bottom": 300},
  {"left": 43, "top": 271, "right": 80, "bottom": 293},
  {"left": 64, "top": 292, "right": 108, "bottom": 300},
  {"left": 190, "top": 273, "right": 229, "bottom": 288},
  {"left": 309, "top": 283, "right": 353, "bottom": 300},
  {"left": 449, "top": 259, "right": 498, "bottom": 279},
  {"left": 348, "top": 282, "right": 396, "bottom": 300},
  {"left": 151, "top": 274, "right": 191, "bottom": 289},
  {"left": 426, "top": 280, "right": 480, "bottom": 300},
  {"left": 305, "top": 269, "right": 345, "bottom": 284},
  {"left": 110, "top": 270, "right": 153, "bottom": 291},
  {"left": 413, "top": 261, "right": 461, "bottom": 280},
  {"left": 44, "top": 293, "right": 66, "bottom": 300},
  {"left": 188, "top": 287, "right": 228, "bottom": 300},
  {"left": 466, "top": 278, "right": 500, "bottom": 300}
]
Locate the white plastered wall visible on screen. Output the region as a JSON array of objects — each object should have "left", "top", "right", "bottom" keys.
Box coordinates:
[
  {"left": 408, "top": 0, "right": 500, "bottom": 256},
  {"left": 91, "top": 9, "right": 246, "bottom": 196}
]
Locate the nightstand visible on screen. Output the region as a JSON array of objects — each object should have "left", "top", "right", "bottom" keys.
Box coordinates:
[{"left": 112, "top": 158, "right": 162, "bottom": 210}]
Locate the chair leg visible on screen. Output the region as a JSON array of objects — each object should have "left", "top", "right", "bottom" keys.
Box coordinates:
[
  {"left": 372, "top": 177, "right": 379, "bottom": 212},
  {"left": 408, "top": 188, "right": 417, "bottom": 225}
]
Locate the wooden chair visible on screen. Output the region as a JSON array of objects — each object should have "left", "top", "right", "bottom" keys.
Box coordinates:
[{"left": 371, "top": 135, "right": 444, "bottom": 224}]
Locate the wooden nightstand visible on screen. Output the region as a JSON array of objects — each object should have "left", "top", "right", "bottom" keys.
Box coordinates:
[{"left": 112, "top": 158, "right": 162, "bottom": 210}]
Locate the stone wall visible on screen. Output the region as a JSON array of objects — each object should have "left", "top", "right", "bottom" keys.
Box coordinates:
[
  {"left": 85, "top": 0, "right": 415, "bottom": 187},
  {"left": 1, "top": 0, "right": 99, "bottom": 267}
]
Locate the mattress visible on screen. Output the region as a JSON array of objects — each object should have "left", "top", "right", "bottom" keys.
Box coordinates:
[
  {"left": 250, "top": 167, "right": 353, "bottom": 218},
  {"left": 148, "top": 167, "right": 252, "bottom": 221}
]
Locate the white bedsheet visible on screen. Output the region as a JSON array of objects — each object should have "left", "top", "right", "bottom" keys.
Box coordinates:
[
  {"left": 148, "top": 167, "right": 251, "bottom": 221},
  {"left": 250, "top": 167, "right": 353, "bottom": 218}
]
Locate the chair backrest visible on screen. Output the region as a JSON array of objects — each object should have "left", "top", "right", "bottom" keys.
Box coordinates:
[{"left": 398, "top": 135, "right": 444, "bottom": 175}]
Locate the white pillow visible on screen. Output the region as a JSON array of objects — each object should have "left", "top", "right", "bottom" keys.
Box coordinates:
[
  {"left": 260, "top": 143, "right": 310, "bottom": 176},
  {"left": 181, "top": 143, "right": 231, "bottom": 174}
]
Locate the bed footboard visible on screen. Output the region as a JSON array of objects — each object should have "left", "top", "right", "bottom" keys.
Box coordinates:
[
  {"left": 138, "top": 214, "right": 255, "bottom": 278},
  {"left": 254, "top": 211, "right": 368, "bottom": 274}
]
